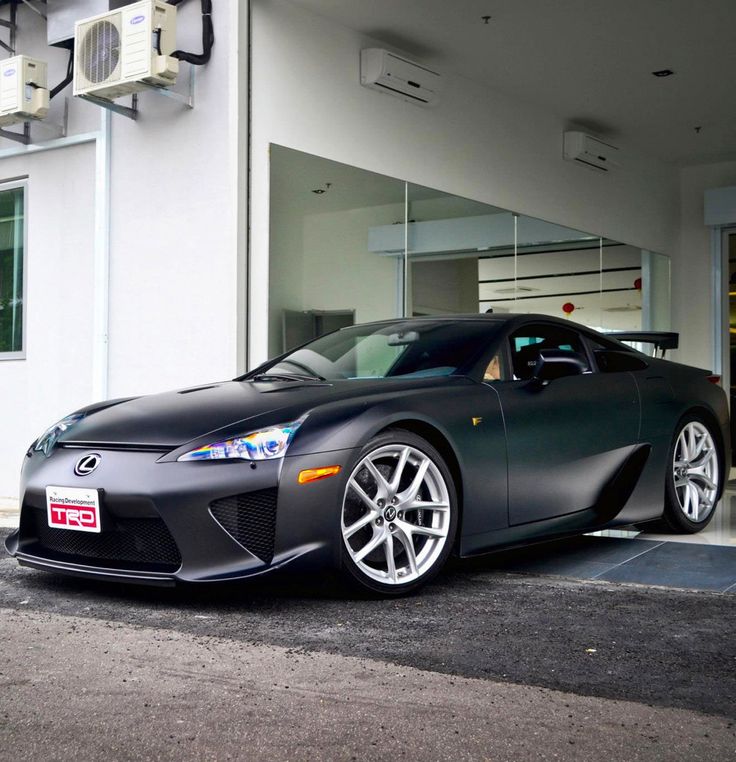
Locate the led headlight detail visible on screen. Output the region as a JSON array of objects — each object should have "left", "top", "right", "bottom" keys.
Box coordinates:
[
  {"left": 178, "top": 420, "right": 303, "bottom": 462},
  {"left": 33, "top": 413, "right": 85, "bottom": 457}
]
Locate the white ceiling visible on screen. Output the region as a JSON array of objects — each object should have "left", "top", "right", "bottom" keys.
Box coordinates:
[{"left": 289, "top": 0, "right": 736, "bottom": 166}]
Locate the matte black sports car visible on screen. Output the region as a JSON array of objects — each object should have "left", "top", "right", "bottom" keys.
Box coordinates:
[{"left": 5, "top": 314, "right": 730, "bottom": 594}]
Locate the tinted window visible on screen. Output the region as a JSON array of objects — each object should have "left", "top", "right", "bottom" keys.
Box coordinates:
[
  {"left": 508, "top": 324, "right": 589, "bottom": 380},
  {"left": 259, "top": 320, "right": 502, "bottom": 381},
  {"left": 594, "top": 350, "right": 648, "bottom": 373}
]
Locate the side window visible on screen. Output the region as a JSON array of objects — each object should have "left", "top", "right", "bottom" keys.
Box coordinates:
[
  {"left": 586, "top": 336, "right": 648, "bottom": 373},
  {"left": 508, "top": 324, "right": 589, "bottom": 380},
  {"left": 0, "top": 183, "right": 25, "bottom": 358},
  {"left": 482, "top": 349, "right": 508, "bottom": 383}
]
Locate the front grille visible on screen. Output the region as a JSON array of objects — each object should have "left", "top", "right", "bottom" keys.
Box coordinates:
[
  {"left": 209, "top": 489, "right": 278, "bottom": 564},
  {"left": 27, "top": 509, "right": 181, "bottom": 572}
]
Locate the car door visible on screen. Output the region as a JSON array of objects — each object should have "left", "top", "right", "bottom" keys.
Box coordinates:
[{"left": 492, "top": 322, "right": 640, "bottom": 526}]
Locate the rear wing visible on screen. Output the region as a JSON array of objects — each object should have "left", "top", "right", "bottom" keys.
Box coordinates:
[{"left": 607, "top": 331, "right": 679, "bottom": 358}]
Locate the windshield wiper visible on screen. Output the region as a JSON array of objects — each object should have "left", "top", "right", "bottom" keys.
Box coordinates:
[{"left": 250, "top": 372, "right": 326, "bottom": 383}]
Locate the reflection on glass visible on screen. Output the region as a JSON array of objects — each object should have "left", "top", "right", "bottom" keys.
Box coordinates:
[
  {"left": 269, "top": 145, "right": 406, "bottom": 355},
  {"left": 404, "top": 186, "right": 504, "bottom": 317},
  {"left": 487, "top": 215, "right": 604, "bottom": 325},
  {"left": 266, "top": 146, "right": 672, "bottom": 357}
]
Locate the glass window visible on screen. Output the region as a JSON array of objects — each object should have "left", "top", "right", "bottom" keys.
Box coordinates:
[
  {"left": 508, "top": 324, "right": 588, "bottom": 380},
  {"left": 257, "top": 319, "right": 502, "bottom": 381},
  {"left": 0, "top": 184, "right": 25, "bottom": 357}
]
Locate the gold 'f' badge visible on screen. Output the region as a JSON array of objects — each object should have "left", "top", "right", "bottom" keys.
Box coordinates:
[{"left": 472, "top": 417, "right": 483, "bottom": 427}]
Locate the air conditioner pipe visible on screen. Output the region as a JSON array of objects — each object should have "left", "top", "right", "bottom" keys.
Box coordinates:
[
  {"left": 167, "top": 0, "right": 214, "bottom": 65},
  {"left": 50, "top": 47, "right": 73, "bottom": 99}
]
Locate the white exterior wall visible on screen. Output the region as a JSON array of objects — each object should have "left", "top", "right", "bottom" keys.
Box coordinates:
[
  {"left": 250, "top": 0, "right": 681, "bottom": 365},
  {"left": 0, "top": 3, "right": 247, "bottom": 500},
  {"left": 0, "top": 143, "right": 96, "bottom": 497}
]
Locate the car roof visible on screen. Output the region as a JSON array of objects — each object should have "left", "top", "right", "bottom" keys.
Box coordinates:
[{"left": 348, "top": 313, "right": 589, "bottom": 330}]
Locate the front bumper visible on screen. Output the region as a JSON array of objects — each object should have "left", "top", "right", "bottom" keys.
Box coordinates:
[{"left": 5, "top": 445, "right": 358, "bottom": 585}]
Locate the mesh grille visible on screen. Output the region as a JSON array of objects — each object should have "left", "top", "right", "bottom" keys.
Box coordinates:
[
  {"left": 79, "top": 19, "right": 121, "bottom": 85},
  {"left": 209, "top": 489, "right": 278, "bottom": 564},
  {"left": 28, "top": 509, "right": 181, "bottom": 572}
]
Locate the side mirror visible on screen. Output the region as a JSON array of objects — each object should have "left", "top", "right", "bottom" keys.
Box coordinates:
[{"left": 532, "top": 349, "right": 588, "bottom": 383}]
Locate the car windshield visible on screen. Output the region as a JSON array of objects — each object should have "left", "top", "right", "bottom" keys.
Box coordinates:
[{"left": 254, "top": 320, "right": 501, "bottom": 381}]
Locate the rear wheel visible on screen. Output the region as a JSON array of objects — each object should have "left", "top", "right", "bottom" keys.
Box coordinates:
[
  {"left": 662, "top": 414, "right": 722, "bottom": 533},
  {"left": 340, "top": 430, "right": 457, "bottom": 595}
]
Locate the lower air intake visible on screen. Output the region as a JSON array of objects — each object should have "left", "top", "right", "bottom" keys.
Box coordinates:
[
  {"left": 31, "top": 510, "right": 181, "bottom": 572},
  {"left": 209, "top": 489, "right": 278, "bottom": 564}
]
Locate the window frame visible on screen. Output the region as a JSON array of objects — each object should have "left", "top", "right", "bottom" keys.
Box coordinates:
[{"left": 0, "top": 179, "right": 27, "bottom": 361}]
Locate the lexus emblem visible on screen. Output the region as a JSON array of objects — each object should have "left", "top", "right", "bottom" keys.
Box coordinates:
[{"left": 75, "top": 453, "right": 101, "bottom": 477}]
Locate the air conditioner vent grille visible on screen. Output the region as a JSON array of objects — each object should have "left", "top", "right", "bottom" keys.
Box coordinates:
[{"left": 79, "top": 18, "right": 122, "bottom": 86}]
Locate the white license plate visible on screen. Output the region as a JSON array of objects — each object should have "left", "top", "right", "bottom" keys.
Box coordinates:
[{"left": 46, "top": 486, "right": 101, "bottom": 533}]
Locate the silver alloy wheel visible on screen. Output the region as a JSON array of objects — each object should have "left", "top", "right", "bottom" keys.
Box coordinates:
[
  {"left": 341, "top": 444, "right": 452, "bottom": 585},
  {"left": 672, "top": 421, "right": 719, "bottom": 523}
]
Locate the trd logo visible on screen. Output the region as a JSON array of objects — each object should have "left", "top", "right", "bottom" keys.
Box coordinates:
[{"left": 49, "top": 503, "right": 99, "bottom": 531}]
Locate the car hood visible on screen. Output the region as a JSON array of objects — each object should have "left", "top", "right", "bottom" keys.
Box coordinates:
[{"left": 59, "top": 377, "right": 465, "bottom": 449}]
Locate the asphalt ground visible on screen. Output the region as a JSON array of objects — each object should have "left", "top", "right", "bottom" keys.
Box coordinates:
[{"left": 1, "top": 528, "right": 735, "bottom": 760}]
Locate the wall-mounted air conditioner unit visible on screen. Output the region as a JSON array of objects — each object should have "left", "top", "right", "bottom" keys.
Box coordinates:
[
  {"left": 360, "top": 48, "right": 442, "bottom": 106},
  {"left": 0, "top": 56, "right": 49, "bottom": 127},
  {"left": 73, "top": 0, "right": 178, "bottom": 101},
  {"left": 563, "top": 131, "right": 621, "bottom": 172}
]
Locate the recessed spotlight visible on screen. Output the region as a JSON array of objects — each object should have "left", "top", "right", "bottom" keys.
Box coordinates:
[
  {"left": 494, "top": 286, "right": 539, "bottom": 294},
  {"left": 652, "top": 69, "right": 674, "bottom": 77},
  {"left": 311, "top": 188, "right": 325, "bottom": 194}
]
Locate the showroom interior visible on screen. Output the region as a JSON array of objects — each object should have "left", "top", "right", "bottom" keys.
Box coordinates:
[{"left": 0, "top": 0, "right": 735, "bottom": 563}]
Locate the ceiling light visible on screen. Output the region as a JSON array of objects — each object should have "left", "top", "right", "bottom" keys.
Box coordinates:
[
  {"left": 494, "top": 286, "right": 539, "bottom": 294},
  {"left": 652, "top": 69, "right": 674, "bottom": 77}
]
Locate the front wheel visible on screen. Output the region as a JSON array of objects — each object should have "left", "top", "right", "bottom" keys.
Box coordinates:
[
  {"left": 662, "top": 414, "right": 722, "bottom": 533},
  {"left": 340, "top": 430, "right": 458, "bottom": 595}
]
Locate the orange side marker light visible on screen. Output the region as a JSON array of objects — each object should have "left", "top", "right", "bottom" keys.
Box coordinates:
[{"left": 298, "top": 465, "right": 342, "bottom": 484}]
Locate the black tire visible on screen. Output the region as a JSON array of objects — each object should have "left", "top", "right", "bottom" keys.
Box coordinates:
[
  {"left": 661, "top": 412, "right": 723, "bottom": 534},
  {"left": 339, "top": 429, "right": 458, "bottom": 596}
]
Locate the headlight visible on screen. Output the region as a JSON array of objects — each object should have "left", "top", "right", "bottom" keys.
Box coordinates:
[
  {"left": 177, "top": 420, "right": 303, "bottom": 462},
  {"left": 33, "top": 413, "right": 85, "bottom": 457}
]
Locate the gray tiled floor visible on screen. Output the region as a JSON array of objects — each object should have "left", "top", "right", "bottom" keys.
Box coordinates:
[{"left": 487, "top": 535, "right": 736, "bottom": 593}]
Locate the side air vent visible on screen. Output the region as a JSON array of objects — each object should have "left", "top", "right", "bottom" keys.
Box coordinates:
[{"left": 209, "top": 489, "right": 278, "bottom": 564}]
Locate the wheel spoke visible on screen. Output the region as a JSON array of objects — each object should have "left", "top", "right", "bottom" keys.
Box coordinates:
[
  {"left": 689, "top": 448, "right": 714, "bottom": 470},
  {"left": 397, "top": 458, "right": 430, "bottom": 505},
  {"left": 343, "top": 511, "right": 377, "bottom": 539},
  {"left": 688, "top": 482, "right": 700, "bottom": 520},
  {"left": 406, "top": 523, "right": 445, "bottom": 538},
  {"left": 688, "top": 471, "right": 717, "bottom": 491},
  {"left": 690, "top": 434, "right": 707, "bottom": 461},
  {"left": 389, "top": 446, "right": 410, "bottom": 492},
  {"left": 348, "top": 478, "right": 378, "bottom": 512},
  {"left": 353, "top": 528, "right": 385, "bottom": 563},
  {"left": 365, "top": 459, "right": 390, "bottom": 496},
  {"left": 384, "top": 533, "right": 397, "bottom": 582},
  {"left": 394, "top": 526, "right": 418, "bottom": 576},
  {"left": 406, "top": 499, "right": 450, "bottom": 513}
]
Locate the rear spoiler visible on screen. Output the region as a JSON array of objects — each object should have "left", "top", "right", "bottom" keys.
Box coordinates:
[{"left": 607, "top": 331, "right": 679, "bottom": 358}]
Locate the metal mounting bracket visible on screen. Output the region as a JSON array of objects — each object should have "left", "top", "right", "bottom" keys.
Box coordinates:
[
  {"left": 0, "top": 121, "right": 29, "bottom": 145},
  {"left": 0, "top": 97, "right": 69, "bottom": 145},
  {"left": 19, "top": 0, "right": 45, "bottom": 19},
  {"left": 77, "top": 64, "right": 195, "bottom": 120},
  {"left": 78, "top": 93, "right": 139, "bottom": 120},
  {"left": 137, "top": 64, "right": 196, "bottom": 109}
]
